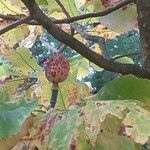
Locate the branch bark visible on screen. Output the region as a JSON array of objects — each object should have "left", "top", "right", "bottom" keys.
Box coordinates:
[
  {"left": 20, "top": 0, "right": 150, "bottom": 79},
  {"left": 136, "top": 0, "right": 150, "bottom": 69}
]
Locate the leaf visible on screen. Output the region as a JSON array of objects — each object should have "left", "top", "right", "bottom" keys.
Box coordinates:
[
  {"left": 36, "top": 0, "right": 48, "bottom": 6},
  {"left": 0, "top": 98, "right": 37, "bottom": 139},
  {"left": 48, "top": 109, "right": 79, "bottom": 150},
  {"left": 36, "top": 72, "right": 51, "bottom": 106},
  {"left": 90, "top": 62, "right": 104, "bottom": 72},
  {"left": 114, "top": 56, "right": 134, "bottom": 64},
  {"left": 28, "top": 110, "right": 60, "bottom": 150},
  {"left": 0, "top": 0, "right": 24, "bottom": 15},
  {"left": 85, "top": 0, "right": 102, "bottom": 14},
  {"left": 5, "top": 47, "right": 42, "bottom": 76},
  {"left": 0, "top": 64, "right": 10, "bottom": 77},
  {"left": 46, "top": 0, "right": 80, "bottom": 16},
  {"left": 6, "top": 0, "right": 25, "bottom": 7},
  {"left": 0, "top": 116, "right": 33, "bottom": 150},
  {"left": 80, "top": 100, "right": 150, "bottom": 146},
  {"left": 85, "top": 1, "right": 137, "bottom": 33},
  {"left": 96, "top": 75, "right": 150, "bottom": 102},
  {"left": 55, "top": 68, "right": 90, "bottom": 109},
  {"left": 0, "top": 58, "right": 11, "bottom": 76},
  {"left": 2, "top": 25, "right": 29, "bottom": 46},
  {"left": 69, "top": 55, "right": 89, "bottom": 79},
  {"left": 65, "top": 81, "right": 91, "bottom": 107},
  {"left": 79, "top": 100, "right": 130, "bottom": 144},
  {"left": 0, "top": 76, "right": 12, "bottom": 85},
  {"left": 95, "top": 115, "right": 141, "bottom": 150},
  {"left": 100, "top": 4, "right": 137, "bottom": 33},
  {"left": 87, "top": 24, "right": 118, "bottom": 40},
  {"left": 122, "top": 105, "right": 150, "bottom": 144},
  {"left": 0, "top": 88, "right": 9, "bottom": 102}
]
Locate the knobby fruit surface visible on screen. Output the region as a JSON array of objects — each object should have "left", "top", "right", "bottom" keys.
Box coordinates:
[{"left": 44, "top": 53, "right": 70, "bottom": 83}]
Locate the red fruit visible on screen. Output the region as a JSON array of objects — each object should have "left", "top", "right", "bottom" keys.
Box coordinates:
[{"left": 44, "top": 53, "right": 70, "bottom": 83}]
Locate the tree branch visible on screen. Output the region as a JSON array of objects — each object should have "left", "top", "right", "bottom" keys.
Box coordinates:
[
  {"left": 136, "top": 0, "right": 150, "bottom": 69},
  {"left": 0, "top": 16, "right": 31, "bottom": 35},
  {"left": 0, "top": 0, "right": 133, "bottom": 25},
  {"left": 0, "top": 13, "right": 39, "bottom": 25},
  {"left": 53, "top": 0, "right": 134, "bottom": 23},
  {"left": 20, "top": 0, "right": 150, "bottom": 79},
  {"left": 0, "top": 13, "right": 23, "bottom": 21}
]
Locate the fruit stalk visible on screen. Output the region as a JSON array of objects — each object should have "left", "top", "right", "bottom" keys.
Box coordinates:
[{"left": 50, "top": 83, "right": 58, "bottom": 108}]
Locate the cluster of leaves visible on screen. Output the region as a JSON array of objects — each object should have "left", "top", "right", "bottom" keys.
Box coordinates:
[
  {"left": 24, "top": 75, "right": 150, "bottom": 150},
  {"left": 1, "top": 75, "right": 150, "bottom": 150}
]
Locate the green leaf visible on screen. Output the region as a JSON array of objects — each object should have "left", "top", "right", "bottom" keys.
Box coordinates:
[
  {"left": 122, "top": 105, "right": 150, "bottom": 144},
  {"left": 0, "top": 88, "right": 9, "bottom": 102},
  {"left": 96, "top": 75, "right": 150, "bottom": 101},
  {"left": 0, "top": 58, "right": 11, "bottom": 76},
  {"left": 114, "top": 56, "right": 134, "bottom": 64},
  {"left": 5, "top": 47, "right": 42, "bottom": 76},
  {"left": 36, "top": 0, "right": 48, "bottom": 6},
  {"left": 46, "top": 0, "right": 80, "bottom": 16},
  {"left": 2, "top": 26, "right": 29, "bottom": 46},
  {"left": 0, "top": 99, "right": 37, "bottom": 139},
  {"left": 100, "top": 4, "right": 137, "bottom": 33},
  {"left": 69, "top": 55, "right": 89, "bottom": 79},
  {"left": 48, "top": 109, "right": 79, "bottom": 150},
  {"left": 95, "top": 115, "right": 141, "bottom": 150},
  {"left": 79, "top": 100, "right": 131, "bottom": 144},
  {"left": 80, "top": 99, "right": 150, "bottom": 146},
  {"left": 85, "top": 1, "right": 137, "bottom": 32},
  {"left": 0, "top": 0, "right": 23, "bottom": 14}
]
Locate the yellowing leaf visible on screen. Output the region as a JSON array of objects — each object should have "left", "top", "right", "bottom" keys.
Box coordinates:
[
  {"left": 0, "top": 0, "right": 25, "bottom": 15},
  {"left": 5, "top": 47, "right": 42, "bottom": 76},
  {"left": 2, "top": 25, "right": 29, "bottom": 46}
]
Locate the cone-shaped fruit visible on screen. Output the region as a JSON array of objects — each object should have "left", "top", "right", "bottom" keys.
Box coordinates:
[{"left": 44, "top": 52, "right": 70, "bottom": 83}]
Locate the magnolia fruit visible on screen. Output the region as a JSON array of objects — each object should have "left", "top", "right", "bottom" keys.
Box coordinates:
[{"left": 44, "top": 53, "right": 70, "bottom": 84}]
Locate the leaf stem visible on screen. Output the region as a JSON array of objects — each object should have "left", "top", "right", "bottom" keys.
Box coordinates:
[{"left": 59, "top": 87, "right": 66, "bottom": 110}]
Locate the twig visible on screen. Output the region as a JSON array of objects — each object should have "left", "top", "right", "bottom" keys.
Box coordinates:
[
  {"left": 0, "top": 13, "right": 23, "bottom": 21},
  {"left": 0, "top": 13, "right": 39, "bottom": 25},
  {"left": 57, "top": 43, "right": 67, "bottom": 53},
  {"left": 112, "top": 52, "right": 141, "bottom": 60},
  {"left": 8, "top": 77, "right": 36, "bottom": 82},
  {"left": 0, "top": 16, "right": 31, "bottom": 35},
  {"left": 15, "top": 78, "right": 37, "bottom": 96},
  {"left": 53, "top": 0, "right": 134, "bottom": 24},
  {"left": 0, "top": 0, "right": 133, "bottom": 25}
]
